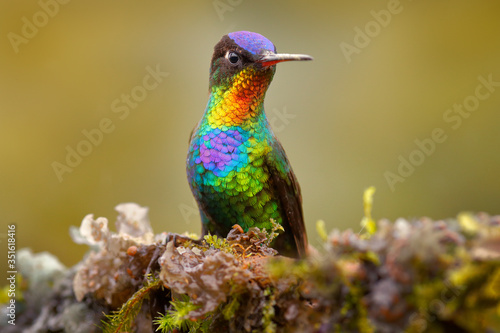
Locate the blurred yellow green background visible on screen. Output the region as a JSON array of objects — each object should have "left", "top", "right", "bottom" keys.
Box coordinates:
[{"left": 1, "top": 0, "right": 499, "bottom": 274}]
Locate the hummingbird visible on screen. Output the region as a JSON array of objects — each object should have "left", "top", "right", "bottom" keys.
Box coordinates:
[{"left": 186, "top": 31, "right": 312, "bottom": 258}]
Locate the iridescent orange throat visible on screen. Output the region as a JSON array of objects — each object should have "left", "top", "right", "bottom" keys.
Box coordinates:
[{"left": 206, "top": 67, "right": 273, "bottom": 128}]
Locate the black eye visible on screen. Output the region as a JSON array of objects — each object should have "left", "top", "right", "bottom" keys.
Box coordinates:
[{"left": 227, "top": 51, "right": 240, "bottom": 64}]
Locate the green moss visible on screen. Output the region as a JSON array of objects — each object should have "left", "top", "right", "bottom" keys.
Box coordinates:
[
  {"left": 155, "top": 295, "right": 212, "bottom": 333},
  {"left": 222, "top": 295, "right": 240, "bottom": 320},
  {"left": 203, "top": 234, "right": 233, "bottom": 253},
  {"left": 360, "top": 186, "right": 377, "bottom": 236},
  {"left": 261, "top": 288, "right": 277, "bottom": 333},
  {"left": 315, "top": 219, "right": 328, "bottom": 242},
  {"left": 102, "top": 275, "right": 163, "bottom": 333}
]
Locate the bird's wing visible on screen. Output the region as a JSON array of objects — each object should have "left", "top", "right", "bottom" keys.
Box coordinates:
[
  {"left": 188, "top": 121, "right": 200, "bottom": 144},
  {"left": 265, "top": 139, "right": 308, "bottom": 257}
]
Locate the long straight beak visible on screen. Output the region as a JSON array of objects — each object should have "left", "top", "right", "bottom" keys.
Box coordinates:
[{"left": 258, "top": 52, "right": 313, "bottom": 67}]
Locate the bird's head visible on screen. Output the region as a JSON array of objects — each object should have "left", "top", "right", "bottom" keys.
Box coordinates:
[{"left": 209, "top": 31, "right": 312, "bottom": 97}]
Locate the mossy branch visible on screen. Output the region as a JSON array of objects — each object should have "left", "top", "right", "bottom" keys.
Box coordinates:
[{"left": 2, "top": 195, "right": 500, "bottom": 332}]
